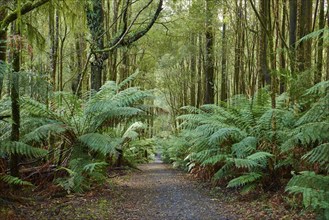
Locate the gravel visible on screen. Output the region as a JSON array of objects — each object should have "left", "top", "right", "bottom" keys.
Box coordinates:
[{"left": 110, "top": 158, "right": 234, "bottom": 220}]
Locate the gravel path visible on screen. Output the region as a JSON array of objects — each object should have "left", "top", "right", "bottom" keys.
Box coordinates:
[{"left": 111, "top": 158, "right": 233, "bottom": 220}]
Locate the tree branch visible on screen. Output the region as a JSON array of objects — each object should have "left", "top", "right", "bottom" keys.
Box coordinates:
[
  {"left": 0, "top": 0, "right": 50, "bottom": 34},
  {"left": 98, "top": 0, "right": 163, "bottom": 53}
]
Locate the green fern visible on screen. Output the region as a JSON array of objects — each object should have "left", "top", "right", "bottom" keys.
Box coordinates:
[
  {"left": 0, "top": 141, "right": 48, "bottom": 158},
  {"left": 1, "top": 175, "right": 33, "bottom": 186},
  {"left": 286, "top": 171, "right": 329, "bottom": 212},
  {"left": 227, "top": 172, "right": 263, "bottom": 188}
]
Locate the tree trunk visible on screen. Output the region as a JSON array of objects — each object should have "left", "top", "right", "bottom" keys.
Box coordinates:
[
  {"left": 297, "top": 0, "right": 313, "bottom": 72},
  {"left": 197, "top": 34, "right": 203, "bottom": 107},
  {"left": 0, "top": 8, "right": 6, "bottom": 98},
  {"left": 258, "top": 0, "right": 270, "bottom": 88},
  {"left": 220, "top": 11, "right": 228, "bottom": 102},
  {"left": 327, "top": 1, "right": 329, "bottom": 81},
  {"left": 280, "top": 0, "right": 287, "bottom": 94},
  {"left": 49, "top": 4, "right": 59, "bottom": 92},
  {"left": 86, "top": 0, "right": 105, "bottom": 92},
  {"left": 289, "top": 0, "right": 297, "bottom": 75},
  {"left": 204, "top": 0, "right": 215, "bottom": 104},
  {"left": 234, "top": 0, "right": 242, "bottom": 95},
  {"left": 315, "top": 0, "right": 324, "bottom": 84},
  {"left": 10, "top": 23, "right": 20, "bottom": 178},
  {"left": 190, "top": 34, "right": 196, "bottom": 106},
  {"left": 71, "top": 34, "right": 84, "bottom": 96}
]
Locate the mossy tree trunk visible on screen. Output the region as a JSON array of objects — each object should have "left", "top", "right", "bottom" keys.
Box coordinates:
[{"left": 204, "top": 0, "right": 215, "bottom": 104}]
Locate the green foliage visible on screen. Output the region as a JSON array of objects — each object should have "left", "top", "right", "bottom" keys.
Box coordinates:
[
  {"left": 167, "top": 80, "right": 329, "bottom": 206},
  {"left": 286, "top": 171, "right": 329, "bottom": 217},
  {"left": 0, "top": 72, "right": 152, "bottom": 191},
  {"left": 0, "top": 141, "right": 48, "bottom": 158},
  {"left": 0, "top": 175, "right": 33, "bottom": 186}
]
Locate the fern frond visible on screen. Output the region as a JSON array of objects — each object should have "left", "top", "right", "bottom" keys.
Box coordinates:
[
  {"left": 304, "top": 80, "right": 329, "bottom": 96},
  {"left": 117, "top": 69, "right": 139, "bottom": 90},
  {"left": 246, "top": 152, "right": 273, "bottom": 164},
  {"left": 232, "top": 136, "right": 257, "bottom": 158},
  {"left": 209, "top": 127, "right": 246, "bottom": 145},
  {"left": 281, "top": 122, "right": 329, "bottom": 151},
  {"left": 233, "top": 158, "right": 261, "bottom": 169},
  {"left": 78, "top": 133, "right": 117, "bottom": 155},
  {"left": 1, "top": 175, "right": 33, "bottom": 186},
  {"left": 286, "top": 171, "right": 329, "bottom": 210},
  {"left": 201, "top": 154, "right": 227, "bottom": 166},
  {"left": 0, "top": 141, "right": 48, "bottom": 158},
  {"left": 302, "top": 143, "right": 329, "bottom": 170},
  {"left": 22, "top": 122, "right": 75, "bottom": 144},
  {"left": 83, "top": 162, "right": 108, "bottom": 173},
  {"left": 227, "top": 172, "right": 263, "bottom": 188},
  {"left": 296, "top": 94, "right": 329, "bottom": 126}
]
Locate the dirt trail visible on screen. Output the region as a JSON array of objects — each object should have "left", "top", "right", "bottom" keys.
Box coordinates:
[{"left": 110, "top": 158, "right": 233, "bottom": 220}]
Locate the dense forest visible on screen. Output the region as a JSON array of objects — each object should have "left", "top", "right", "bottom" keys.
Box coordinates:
[{"left": 0, "top": 0, "right": 328, "bottom": 219}]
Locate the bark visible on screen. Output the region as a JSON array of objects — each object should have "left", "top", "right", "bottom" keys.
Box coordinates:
[
  {"left": 197, "top": 34, "right": 203, "bottom": 107},
  {"left": 258, "top": 0, "right": 270, "bottom": 87},
  {"left": 190, "top": 34, "right": 196, "bottom": 106},
  {"left": 220, "top": 12, "right": 228, "bottom": 102},
  {"left": 297, "top": 0, "right": 313, "bottom": 72},
  {"left": 327, "top": 1, "right": 329, "bottom": 81},
  {"left": 86, "top": 0, "right": 105, "bottom": 91},
  {"left": 204, "top": 0, "right": 215, "bottom": 104},
  {"left": 315, "top": 0, "right": 325, "bottom": 84},
  {"left": 10, "top": 23, "right": 20, "bottom": 178},
  {"left": 289, "top": 0, "right": 297, "bottom": 74},
  {"left": 71, "top": 34, "right": 84, "bottom": 96},
  {"left": 234, "top": 0, "right": 242, "bottom": 95},
  {"left": 0, "top": 8, "right": 6, "bottom": 98},
  {"left": 280, "top": 0, "right": 287, "bottom": 93},
  {"left": 49, "top": 5, "right": 59, "bottom": 92}
]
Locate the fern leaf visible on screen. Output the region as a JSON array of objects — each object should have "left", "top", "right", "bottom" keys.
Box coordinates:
[
  {"left": 227, "top": 172, "right": 262, "bottom": 188},
  {"left": 78, "top": 133, "right": 117, "bottom": 155},
  {"left": 0, "top": 141, "right": 48, "bottom": 158},
  {"left": 202, "top": 154, "right": 227, "bottom": 166},
  {"left": 303, "top": 143, "right": 329, "bottom": 168},
  {"left": 1, "top": 175, "right": 33, "bottom": 186}
]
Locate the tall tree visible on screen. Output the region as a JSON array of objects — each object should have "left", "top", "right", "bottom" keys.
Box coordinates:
[
  {"left": 220, "top": 9, "right": 228, "bottom": 102},
  {"left": 86, "top": 0, "right": 163, "bottom": 91},
  {"left": 327, "top": 1, "right": 329, "bottom": 81},
  {"left": 258, "top": 0, "right": 271, "bottom": 87},
  {"left": 289, "top": 0, "right": 297, "bottom": 75},
  {"left": 10, "top": 21, "right": 20, "bottom": 177},
  {"left": 297, "top": 0, "right": 313, "bottom": 72},
  {"left": 204, "top": 0, "right": 215, "bottom": 104},
  {"left": 0, "top": 7, "right": 6, "bottom": 98},
  {"left": 315, "top": 0, "right": 325, "bottom": 84}
]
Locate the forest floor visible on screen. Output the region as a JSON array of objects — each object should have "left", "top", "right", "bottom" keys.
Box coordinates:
[{"left": 1, "top": 158, "right": 315, "bottom": 220}]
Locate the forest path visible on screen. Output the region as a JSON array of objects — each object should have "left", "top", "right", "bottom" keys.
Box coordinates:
[{"left": 109, "top": 158, "right": 233, "bottom": 220}]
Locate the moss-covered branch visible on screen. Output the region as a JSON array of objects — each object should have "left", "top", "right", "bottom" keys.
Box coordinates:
[{"left": 0, "top": 0, "right": 50, "bottom": 34}]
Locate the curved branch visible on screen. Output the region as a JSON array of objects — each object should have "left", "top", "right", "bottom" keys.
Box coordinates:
[
  {"left": 0, "top": 0, "right": 50, "bottom": 34},
  {"left": 98, "top": 0, "right": 163, "bottom": 53}
]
